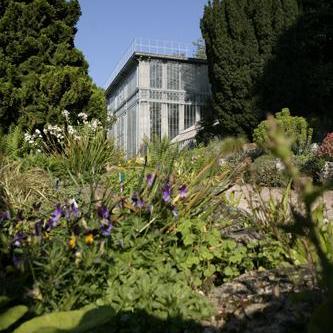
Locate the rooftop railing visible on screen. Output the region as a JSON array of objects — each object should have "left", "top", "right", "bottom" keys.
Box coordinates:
[{"left": 104, "top": 38, "right": 196, "bottom": 89}]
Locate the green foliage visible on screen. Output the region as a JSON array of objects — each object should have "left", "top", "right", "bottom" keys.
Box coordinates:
[
  {"left": 3, "top": 114, "right": 332, "bottom": 332},
  {"left": 0, "top": 133, "right": 292, "bottom": 330},
  {"left": 13, "top": 306, "right": 114, "bottom": 333},
  {"left": 0, "top": 303, "right": 28, "bottom": 332},
  {"left": 260, "top": 0, "right": 333, "bottom": 137},
  {"left": 0, "top": 126, "right": 26, "bottom": 159},
  {"left": 104, "top": 261, "right": 213, "bottom": 321},
  {"left": 201, "top": 0, "right": 299, "bottom": 137},
  {"left": 253, "top": 108, "right": 313, "bottom": 155},
  {"left": 248, "top": 154, "right": 289, "bottom": 187},
  {"left": 59, "top": 127, "right": 122, "bottom": 182},
  {"left": 298, "top": 154, "right": 325, "bottom": 183},
  {"left": 0, "top": 0, "right": 106, "bottom": 131},
  {"left": 146, "top": 137, "right": 178, "bottom": 170}
]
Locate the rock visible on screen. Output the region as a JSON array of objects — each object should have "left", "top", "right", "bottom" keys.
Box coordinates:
[
  {"left": 244, "top": 302, "right": 269, "bottom": 317},
  {"left": 206, "top": 266, "right": 323, "bottom": 332}
]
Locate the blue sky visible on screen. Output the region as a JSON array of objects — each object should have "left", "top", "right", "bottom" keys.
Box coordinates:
[{"left": 75, "top": 0, "right": 208, "bottom": 88}]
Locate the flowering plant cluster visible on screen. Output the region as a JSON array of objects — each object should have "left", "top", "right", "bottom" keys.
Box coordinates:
[
  {"left": 0, "top": 131, "right": 292, "bottom": 325},
  {"left": 0, "top": 199, "right": 114, "bottom": 271},
  {"left": 126, "top": 171, "right": 189, "bottom": 221},
  {"left": 0, "top": 169, "right": 190, "bottom": 282},
  {"left": 317, "top": 132, "right": 333, "bottom": 161},
  {"left": 23, "top": 110, "right": 104, "bottom": 154}
]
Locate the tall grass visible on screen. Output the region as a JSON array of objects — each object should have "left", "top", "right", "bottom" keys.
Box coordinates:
[
  {"left": 52, "top": 127, "right": 123, "bottom": 182},
  {"left": 0, "top": 160, "right": 55, "bottom": 210}
]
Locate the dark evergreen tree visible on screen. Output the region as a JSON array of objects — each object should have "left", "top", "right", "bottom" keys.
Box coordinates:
[
  {"left": 0, "top": 0, "right": 106, "bottom": 132},
  {"left": 260, "top": 0, "right": 333, "bottom": 138},
  {"left": 201, "top": 0, "right": 300, "bottom": 137}
]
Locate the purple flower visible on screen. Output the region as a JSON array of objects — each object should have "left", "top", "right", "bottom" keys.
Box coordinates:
[
  {"left": 131, "top": 193, "right": 145, "bottom": 208},
  {"left": 0, "top": 211, "right": 10, "bottom": 222},
  {"left": 100, "top": 222, "right": 113, "bottom": 237},
  {"left": 65, "top": 199, "right": 80, "bottom": 221},
  {"left": 12, "top": 232, "right": 26, "bottom": 248},
  {"left": 97, "top": 205, "right": 110, "bottom": 220},
  {"left": 146, "top": 174, "right": 155, "bottom": 187},
  {"left": 137, "top": 198, "right": 145, "bottom": 208},
  {"left": 162, "top": 183, "right": 172, "bottom": 202},
  {"left": 70, "top": 199, "right": 80, "bottom": 218},
  {"left": 179, "top": 185, "right": 188, "bottom": 199},
  {"left": 46, "top": 205, "right": 64, "bottom": 231}
]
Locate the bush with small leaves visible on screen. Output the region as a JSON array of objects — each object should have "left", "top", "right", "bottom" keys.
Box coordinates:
[
  {"left": 247, "top": 154, "right": 289, "bottom": 187},
  {"left": 253, "top": 108, "right": 313, "bottom": 155}
]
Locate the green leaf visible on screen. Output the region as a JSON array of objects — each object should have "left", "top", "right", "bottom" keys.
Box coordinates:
[
  {"left": 13, "top": 306, "right": 114, "bottom": 333},
  {"left": 204, "top": 264, "right": 216, "bottom": 278},
  {"left": 185, "top": 255, "right": 200, "bottom": 267},
  {"left": 0, "top": 305, "right": 28, "bottom": 331},
  {"left": 223, "top": 266, "right": 237, "bottom": 277}
]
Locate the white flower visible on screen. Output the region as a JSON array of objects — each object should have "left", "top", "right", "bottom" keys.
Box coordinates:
[
  {"left": 24, "top": 133, "right": 32, "bottom": 142},
  {"left": 310, "top": 143, "right": 319, "bottom": 153},
  {"left": 275, "top": 159, "right": 285, "bottom": 171},
  {"left": 34, "top": 129, "right": 41, "bottom": 135},
  {"left": 69, "top": 198, "right": 78, "bottom": 209},
  {"left": 62, "top": 110, "right": 70, "bottom": 119},
  {"left": 90, "top": 119, "right": 101, "bottom": 130},
  {"left": 78, "top": 112, "right": 88, "bottom": 121},
  {"left": 68, "top": 125, "right": 75, "bottom": 135}
]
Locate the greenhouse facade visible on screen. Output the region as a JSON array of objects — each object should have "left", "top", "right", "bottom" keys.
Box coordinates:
[{"left": 105, "top": 39, "right": 210, "bottom": 157}]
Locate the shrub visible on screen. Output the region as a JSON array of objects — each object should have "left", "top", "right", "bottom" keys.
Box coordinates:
[
  {"left": 0, "top": 126, "right": 27, "bottom": 159},
  {"left": 248, "top": 154, "right": 289, "bottom": 187},
  {"left": 317, "top": 132, "right": 333, "bottom": 161},
  {"left": 253, "top": 108, "right": 313, "bottom": 155},
  {"left": 60, "top": 128, "right": 122, "bottom": 181},
  {"left": 298, "top": 154, "right": 326, "bottom": 183}
]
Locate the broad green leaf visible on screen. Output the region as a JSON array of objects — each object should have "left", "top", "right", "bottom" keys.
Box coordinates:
[
  {"left": 14, "top": 306, "right": 114, "bottom": 333},
  {"left": 0, "top": 305, "right": 28, "bottom": 331}
]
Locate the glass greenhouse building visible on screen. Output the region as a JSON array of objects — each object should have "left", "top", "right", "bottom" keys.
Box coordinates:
[{"left": 105, "top": 39, "right": 211, "bottom": 157}]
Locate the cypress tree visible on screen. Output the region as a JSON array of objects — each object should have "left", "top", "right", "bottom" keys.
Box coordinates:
[
  {"left": 0, "top": 0, "right": 106, "bottom": 132},
  {"left": 201, "top": 0, "right": 300, "bottom": 137},
  {"left": 261, "top": 0, "right": 333, "bottom": 138}
]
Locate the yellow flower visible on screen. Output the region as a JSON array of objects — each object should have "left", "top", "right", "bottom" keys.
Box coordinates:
[
  {"left": 68, "top": 235, "right": 76, "bottom": 249},
  {"left": 85, "top": 233, "right": 94, "bottom": 245}
]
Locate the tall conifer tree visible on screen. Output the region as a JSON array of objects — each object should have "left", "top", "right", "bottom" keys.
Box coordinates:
[
  {"left": 201, "top": 0, "right": 299, "bottom": 137},
  {"left": 0, "top": 0, "right": 106, "bottom": 131},
  {"left": 261, "top": 0, "right": 333, "bottom": 137}
]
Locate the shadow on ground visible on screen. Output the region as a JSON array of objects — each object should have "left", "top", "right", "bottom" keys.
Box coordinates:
[{"left": 50, "top": 288, "right": 323, "bottom": 333}]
